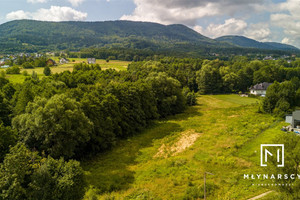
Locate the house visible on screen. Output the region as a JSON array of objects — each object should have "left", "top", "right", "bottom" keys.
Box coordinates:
[
  {"left": 87, "top": 58, "right": 96, "bottom": 64},
  {"left": 46, "top": 59, "right": 56, "bottom": 66},
  {"left": 59, "top": 58, "right": 69, "bottom": 64},
  {"left": 285, "top": 110, "right": 300, "bottom": 133},
  {"left": 0, "top": 65, "right": 9, "bottom": 69},
  {"left": 263, "top": 56, "right": 274, "bottom": 60},
  {"left": 249, "top": 82, "right": 272, "bottom": 97},
  {"left": 46, "top": 52, "right": 55, "bottom": 57},
  {"left": 35, "top": 53, "right": 42, "bottom": 58}
]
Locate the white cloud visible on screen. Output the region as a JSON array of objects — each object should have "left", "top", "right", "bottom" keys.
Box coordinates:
[
  {"left": 281, "top": 37, "right": 294, "bottom": 45},
  {"left": 122, "top": 2, "right": 219, "bottom": 25},
  {"left": 194, "top": 19, "right": 271, "bottom": 42},
  {"left": 270, "top": 0, "right": 300, "bottom": 47},
  {"left": 193, "top": 25, "right": 204, "bottom": 34},
  {"left": 6, "top": 10, "right": 30, "bottom": 20},
  {"left": 34, "top": 6, "right": 87, "bottom": 21},
  {"left": 244, "top": 23, "right": 271, "bottom": 41},
  {"left": 6, "top": 6, "right": 87, "bottom": 21},
  {"left": 27, "top": 0, "right": 48, "bottom": 3},
  {"left": 68, "top": 0, "right": 86, "bottom": 7},
  {"left": 121, "top": 0, "right": 264, "bottom": 26},
  {"left": 121, "top": 0, "right": 283, "bottom": 45},
  {"left": 195, "top": 18, "right": 247, "bottom": 38}
]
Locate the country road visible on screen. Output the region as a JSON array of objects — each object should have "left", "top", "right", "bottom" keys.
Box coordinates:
[{"left": 248, "top": 191, "right": 273, "bottom": 200}]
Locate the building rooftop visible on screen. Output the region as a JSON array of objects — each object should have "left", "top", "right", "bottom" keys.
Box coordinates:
[{"left": 250, "top": 82, "right": 272, "bottom": 90}]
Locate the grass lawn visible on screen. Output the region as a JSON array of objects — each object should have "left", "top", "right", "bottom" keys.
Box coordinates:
[
  {"left": 4, "top": 73, "right": 44, "bottom": 84},
  {"left": 0, "top": 58, "right": 130, "bottom": 83},
  {"left": 82, "top": 95, "right": 283, "bottom": 200},
  {"left": 212, "top": 94, "right": 259, "bottom": 105},
  {"left": 0, "top": 67, "right": 72, "bottom": 84}
]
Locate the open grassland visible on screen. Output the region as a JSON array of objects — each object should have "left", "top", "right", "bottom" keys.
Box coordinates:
[
  {"left": 212, "top": 94, "right": 259, "bottom": 105},
  {"left": 4, "top": 73, "right": 44, "bottom": 84},
  {"left": 1, "top": 67, "right": 75, "bottom": 84},
  {"left": 0, "top": 58, "right": 130, "bottom": 83},
  {"left": 51, "top": 57, "right": 130, "bottom": 71},
  {"left": 82, "top": 95, "right": 283, "bottom": 200}
]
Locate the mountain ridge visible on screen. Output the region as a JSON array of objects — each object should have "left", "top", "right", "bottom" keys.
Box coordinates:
[
  {"left": 0, "top": 20, "right": 298, "bottom": 54},
  {"left": 215, "top": 35, "right": 299, "bottom": 51}
]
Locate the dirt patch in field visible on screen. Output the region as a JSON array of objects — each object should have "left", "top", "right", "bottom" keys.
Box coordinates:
[
  {"left": 228, "top": 115, "right": 240, "bottom": 118},
  {"left": 154, "top": 130, "right": 201, "bottom": 158}
]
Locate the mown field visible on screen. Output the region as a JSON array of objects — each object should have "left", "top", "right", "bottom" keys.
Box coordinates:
[
  {"left": 50, "top": 57, "right": 130, "bottom": 71},
  {"left": 82, "top": 94, "right": 285, "bottom": 200},
  {"left": 0, "top": 58, "right": 130, "bottom": 83}
]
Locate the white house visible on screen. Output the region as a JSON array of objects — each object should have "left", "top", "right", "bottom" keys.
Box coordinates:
[
  {"left": 59, "top": 58, "right": 69, "bottom": 64},
  {"left": 87, "top": 58, "right": 96, "bottom": 64},
  {"left": 249, "top": 82, "right": 272, "bottom": 96}
]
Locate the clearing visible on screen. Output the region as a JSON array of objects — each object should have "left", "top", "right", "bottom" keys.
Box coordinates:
[{"left": 82, "top": 94, "right": 284, "bottom": 200}]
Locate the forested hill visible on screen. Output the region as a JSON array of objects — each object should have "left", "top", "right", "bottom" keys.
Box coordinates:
[
  {"left": 216, "top": 35, "right": 299, "bottom": 51},
  {"left": 0, "top": 20, "right": 223, "bottom": 53},
  {"left": 0, "top": 20, "right": 298, "bottom": 55},
  {"left": 0, "top": 20, "right": 213, "bottom": 43},
  {"left": 264, "top": 42, "right": 299, "bottom": 51}
]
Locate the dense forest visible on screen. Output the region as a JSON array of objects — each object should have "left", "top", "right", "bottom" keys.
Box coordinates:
[
  {"left": 70, "top": 47, "right": 296, "bottom": 61},
  {"left": 1, "top": 56, "right": 300, "bottom": 199},
  {"left": 0, "top": 20, "right": 223, "bottom": 54},
  {"left": 0, "top": 61, "right": 188, "bottom": 199},
  {"left": 216, "top": 35, "right": 299, "bottom": 51}
]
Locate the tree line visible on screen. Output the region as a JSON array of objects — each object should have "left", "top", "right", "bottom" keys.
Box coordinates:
[
  {"left": 261, "top": 78, "right": 300, "bottom": 116},
  {"left": 128, "top": 56, "right": 300, "bottom": 93},
  {"left": 0, "top": 61, "right": 188, "bottom": 199}
]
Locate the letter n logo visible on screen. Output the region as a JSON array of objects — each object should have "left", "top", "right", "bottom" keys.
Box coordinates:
[{"left": 260, "top": 144, "right": 284, "bottom": 167}]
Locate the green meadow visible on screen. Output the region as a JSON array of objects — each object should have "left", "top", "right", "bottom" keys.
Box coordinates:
[
  {"left": 50, "top": 57, "right": 130, "bottom": 71},
  {"left": 0, "top": 58, "right": 130, "bottom": 83},
  {"left": 82, "top": 95, "right": 284, "bottom": 200}
]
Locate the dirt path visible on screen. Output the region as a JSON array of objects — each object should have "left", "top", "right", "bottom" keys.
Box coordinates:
[{"left": 248, "top": 191, "right": 273, "bottom": 200}]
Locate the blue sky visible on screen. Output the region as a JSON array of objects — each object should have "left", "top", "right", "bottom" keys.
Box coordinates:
[{"left": 1, "top": 0, "right": 300, "bottom": 47}]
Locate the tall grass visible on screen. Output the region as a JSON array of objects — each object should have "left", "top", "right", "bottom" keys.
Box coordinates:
[{"left": 82, "top": 95, "right": 282, "bottom": 200}]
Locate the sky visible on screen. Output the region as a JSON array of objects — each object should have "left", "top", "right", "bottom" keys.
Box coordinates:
[{"left": 0, "top": 0, "right": 300, "bottom": 47}]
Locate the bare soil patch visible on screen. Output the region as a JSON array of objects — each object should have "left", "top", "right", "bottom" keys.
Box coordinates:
[{"left": 154, "top": 129, "right": 201, "bottom": 158}]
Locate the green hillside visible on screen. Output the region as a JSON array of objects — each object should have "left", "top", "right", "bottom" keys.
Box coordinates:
[
  {"left": 216, "top": 35, "right": 299, "bottom": 52},
  {"left": 0, "top": 20, "right": 297, "bottom": 56},
  {"left": 264, "top": 42, "right": 299, "bottom": 51},
  {"left": 82, "top": 95, "right": 283, "bottom": 200},
  {"left": 0, "top": 20, "right": 221, "bottom": 53}
]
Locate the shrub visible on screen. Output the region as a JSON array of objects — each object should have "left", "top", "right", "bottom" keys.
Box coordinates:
[
  {"left": 6, "top": 66, "right": 20, "bottom": 74},
  {"left": 22, "top": 62, "right": 34, "bottom": 69},
  {"left": 273, "top": 99, "right": 291, "bottom": 118},
  {"left": 22, "top": 70, "right": 28, "bottom": 76},
  {"left": 43, "top": 66, "right": 51, "bottom": 76},
  {"left": 186, "top": 92, "right": 197, "bottom": 106}
]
